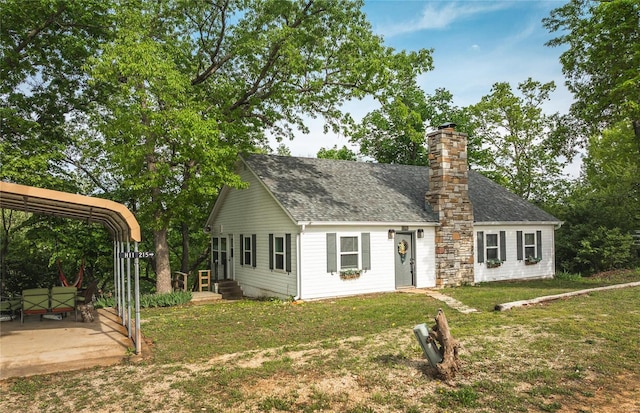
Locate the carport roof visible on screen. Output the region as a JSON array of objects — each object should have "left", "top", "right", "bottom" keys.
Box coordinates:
[{"left": 0, "top": 181, "right": 141, "bottom": 242}]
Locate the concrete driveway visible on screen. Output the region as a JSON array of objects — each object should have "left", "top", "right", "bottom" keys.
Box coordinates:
[{"left": 0, "top": 308, "right": 133, "bottom": 380}]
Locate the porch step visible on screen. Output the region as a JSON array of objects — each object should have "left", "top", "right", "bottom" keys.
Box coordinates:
[{"left": 216, "top": 280, "right": 243, "bottom": 300}]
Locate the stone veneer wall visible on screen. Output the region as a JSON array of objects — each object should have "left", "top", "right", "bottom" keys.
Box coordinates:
[{"left": 425, "top": 126, "right": 475, "bottom": 286}]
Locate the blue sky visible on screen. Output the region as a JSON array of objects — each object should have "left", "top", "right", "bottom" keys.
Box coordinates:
[{"left": 275, "top": 0, "right": 572, "bottom": 158}]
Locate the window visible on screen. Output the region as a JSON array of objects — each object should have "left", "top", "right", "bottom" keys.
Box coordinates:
[
  {"left": 486, "top": 234, "right": 499, "bottom": 261},
  {"left": 326, "top": 233, "right": 371, "bottom": 273},
  {"left": 240, "top": 234, "right": 256, "bottom": 267},
  {"left": 274, "top": 236, "right": 285, "bottom": 270},
  {"left": 269, "top": 233, "right": 291, "bottom": 272},
  {"left": 517, "top": 230, "right": 542, "bottom": 261},
  {"left": 476, "top": 231, "right": 506, "bottom": 263},
  {"left": 524, "top": 232, "right": 536, "bottom": 259},
  {"left": 340, "top": 236, "right": 359, "bottom": 269}
]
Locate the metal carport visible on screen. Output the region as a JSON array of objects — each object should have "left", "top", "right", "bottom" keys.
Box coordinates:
[{"left": 0, "top": 181, "right": 143, "bottom": 354}]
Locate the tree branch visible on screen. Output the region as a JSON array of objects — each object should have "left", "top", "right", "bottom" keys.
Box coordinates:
[{"left": 3, "top": 4, "right": 68, "bottom": 69}]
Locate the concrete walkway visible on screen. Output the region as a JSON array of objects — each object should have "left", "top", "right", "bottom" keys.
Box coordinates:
[
  {"left": 0, "top": 308, "right": 133, "bottom": 380},
  {"left": 401, "top": 288, "right": 480, "bottom": 314}
]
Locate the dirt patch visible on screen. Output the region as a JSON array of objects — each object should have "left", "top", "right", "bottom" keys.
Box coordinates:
[{"left": 558, "top": 374, "right": 640, "bottom": 413}]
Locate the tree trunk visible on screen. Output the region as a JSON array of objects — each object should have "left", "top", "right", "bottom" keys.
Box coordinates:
[
  {"left": 180, "top": 221, "right": 189, "bottom": 273},
  {"left": 154, "top": 228, "right": 172, "bottom": 293},
  {"left": 428, "top": 308, "right": 461, "bottom": 380},
  {"left": 495, "top": 281, "right": 640, "bottom": 311}
]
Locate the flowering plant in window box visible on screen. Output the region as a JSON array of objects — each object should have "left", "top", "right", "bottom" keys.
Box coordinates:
[
  {"left": 525, "top": 256, "right": 541, "bottom": 265},
  {"left": 339, "top": 269, "right": 361, "bottom": 280},
  {"left": 486, "top": 259, "right": 502, "bottom": 268}
]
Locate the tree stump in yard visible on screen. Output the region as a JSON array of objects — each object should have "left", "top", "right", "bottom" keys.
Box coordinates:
[{"left": 428, "top": 308, "right": 461, "bottom": 380}]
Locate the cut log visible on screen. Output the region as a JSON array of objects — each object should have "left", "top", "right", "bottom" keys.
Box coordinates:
[
  {"left": 495, "top": 281, "right": 640, "bottom": 311},
  {"left": 428, "top": 308, "right": 461, "bottom": 380}
]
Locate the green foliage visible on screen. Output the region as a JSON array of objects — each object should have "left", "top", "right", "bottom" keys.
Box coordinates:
[
  {"left": 552, "top": 122, "right": 639, "bottom": 273},
  {"left": 469, "top": 78, "right": 569, "bottom": 203},
  {"left": 139, "top": 291, "right": 192, "bottom": 308},
  {"left": 317, "top": 145, "right": 357, "bottom": 161},
  {"left": 575, "top": 227, "right": 635, "bottom": 274},
  {"left": 554, "top": 271, "right": 582, "bottom": 281},
  {"left": 544, "top": 0, "right": 640, "bottom": 141},
  {"left": 0, "top": 0, "right": 114, "bottom": 187},
  {"left": 351, "top": 86, "right": 472, "bottom": 166},
  {"left": 94, "top": 296, "right": 115, "bottom": 309},
  {"left": 95, "top": 291, "right": 191, "bottom": 308}
]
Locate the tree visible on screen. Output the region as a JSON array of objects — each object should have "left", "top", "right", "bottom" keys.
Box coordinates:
[
  {"left": 351, "top": 85, "right": 477, "bottom": 166},
  {"left": 544, "top": 0, "right": 640, "bottom": 147},
  {"left": 275, "top": 144, "right": 292, "bottom": 156},
  {"left": 551, "top": 122, "right": 639, "bottom": 273},
  {"left": 582, "top": 121, "right": 640, "bottom": 229},
  {"left": 0, "top": 0, "right": 113, "bottom": 189},
  {"left": 317, "top": 145, "right": 356, "bottom": 161},
  {"left": 468, "top": 78, "right": 569, "bottom": 203},
  {"left": 87, "top": 0, "right": 432, "bottom": 293}
]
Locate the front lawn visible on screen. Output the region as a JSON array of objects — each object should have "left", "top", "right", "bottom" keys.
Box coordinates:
[{"left": 2, "top": 269, "right": 639, "bottom": 412}]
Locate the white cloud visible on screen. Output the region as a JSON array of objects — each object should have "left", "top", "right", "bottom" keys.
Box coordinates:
[{"left": 377, "top": 1, "right": 511, "bottom": 37}]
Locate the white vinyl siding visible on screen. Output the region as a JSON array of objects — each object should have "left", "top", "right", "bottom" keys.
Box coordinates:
[
  {"left": 209, "top": 167, "right": 297, "bottom": 298},
  {"left": 299, "top": 226, "right": 436, "bottom": 300},
  {"left": 475, "top": 225, "right": 556, "bottom": 283}
]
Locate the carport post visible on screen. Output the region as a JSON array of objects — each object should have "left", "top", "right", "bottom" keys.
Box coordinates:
[
  {"left": 134, "top": 242, "right": 141, "bottom": 354},
  {"left": 119, "top": 240, "right": 126, "bottom": 324},
  {"left": 126, "top": 241, "right": 132, "bottom": 339}
]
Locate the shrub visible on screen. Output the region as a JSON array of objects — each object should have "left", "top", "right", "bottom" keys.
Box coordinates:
[
  {"left": 575, "top": 227, "right": 634, "bottom": 274},
  {"left": 94, "top": 291, "right": 192, "bottom": 308},
  {"left": 139, "top": 291, "right": 192, "bottom": 308}
]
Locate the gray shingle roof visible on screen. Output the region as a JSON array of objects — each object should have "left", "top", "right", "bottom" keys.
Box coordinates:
[{"left": 242, "top": 154, "right": 560, "bottom": 224}]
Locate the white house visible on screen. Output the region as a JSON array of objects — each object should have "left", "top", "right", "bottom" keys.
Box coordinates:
[{"left": 204, "top": 125, "right": 562, "bottom": 300}]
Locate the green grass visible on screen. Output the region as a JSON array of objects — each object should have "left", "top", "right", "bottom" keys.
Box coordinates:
[
  {"left": 141, "top": 293, "right": 443, "bottom": 363},
  {"left": 1, "top": 269, "right": 639, "bottom": 413}
]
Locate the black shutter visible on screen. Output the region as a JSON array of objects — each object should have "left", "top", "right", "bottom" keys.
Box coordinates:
[
  {"left": 499, "top": 231, "right": 506, "bottom": 261},
  {"left": 361, "top": 233, "right": 371, "bottom": 270},
  {"left": 252, "top": 234, "right": 257, "bottom": 268},
  {"left": 536, "top": 230, "right": 542, "bottom": 260},
  {"left": 516, "top": 231, "right": 523, "bottom": 260},
  {"left": 240, "top": 234, "right": 244, "bottom": 265},
  {"left": 327, "top": 233, "right": 337, "bottom": 273},
  {"left": 285, "top": 233, "right": 292, "bottom": 273},
  {"left": 477, "top": 231, "right": 484, "bottom": 263},
  {"left": 268, "top": 234, "right": 274, "bottom": 270}
]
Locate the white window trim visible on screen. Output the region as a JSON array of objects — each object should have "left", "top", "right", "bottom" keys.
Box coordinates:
[
  {"left": 338, "top": 233, "right": 361, "bottom": 270},
  {"left": 485, "top": 233, "right": 500, "bottom": 262},
  {"left": 242, "top": 235, "right": 253, "bottom": 266},
  {"left": 523, "top": 232, "right": 537, "bottom": 260},
  {"left": 272, "top": 234, "right": 286, "bottom": 271}
]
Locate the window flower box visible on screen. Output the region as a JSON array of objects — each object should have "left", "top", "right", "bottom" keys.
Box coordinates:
[
  {"left": 339, "top": 269, "right": 361, "bottom": 280},
  {"left": 486, "top": 259, "right": 502, "bottom": 269},
  {"left": 525, "top": 256, "right": 541, "bottom": 265}
]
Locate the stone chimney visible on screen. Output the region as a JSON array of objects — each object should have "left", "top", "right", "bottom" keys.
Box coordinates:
[{"left": 426, "top": 123, "right": 474, "bottom": 286}]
